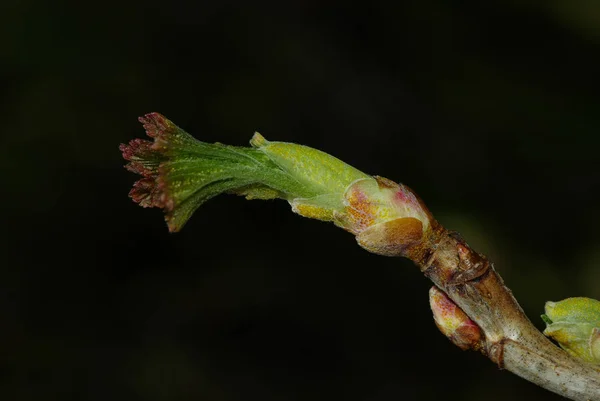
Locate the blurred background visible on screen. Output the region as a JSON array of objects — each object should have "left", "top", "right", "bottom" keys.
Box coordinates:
[{"left": 2, "top": 1, "right": 600, "bottom": 400}]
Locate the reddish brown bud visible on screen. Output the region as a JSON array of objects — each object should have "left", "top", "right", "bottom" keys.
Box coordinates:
[{"left": 429, "top": 286, "right": 483, "bottom": 351}]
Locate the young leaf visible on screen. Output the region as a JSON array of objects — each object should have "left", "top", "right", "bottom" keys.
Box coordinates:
[
  {"left": 121, "top": 113, "right": 434, "bottom": 258},
  {"left": 542, "top": 297, "right": 600, "bottom": 364}
]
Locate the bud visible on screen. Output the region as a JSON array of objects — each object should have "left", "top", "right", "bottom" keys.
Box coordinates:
[
  {"left": 251, "top": 133, "right": 434, "bottom": 256},
  {"left": 542, "top": 297, "right": 600, "bottom": 364},
  {"left": 429, "top": 286, "right": 482, "bottom": 351},
  {"left": 122, "top": 113, "right": 434, "bottom": 247},
  {"left": 336, "top": 176, "right": 432, "bottom": 256}
]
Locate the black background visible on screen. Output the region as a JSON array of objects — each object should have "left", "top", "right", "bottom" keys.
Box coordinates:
[{"left": 2, "top": 1, "right": 600, "bottom": 400}]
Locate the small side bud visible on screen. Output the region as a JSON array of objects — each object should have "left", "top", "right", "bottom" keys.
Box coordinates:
[
  {"left": 249, "top": 132, "right": 269, "bottom": 148},
  {"left": 429, "top": 286, "right": 483, "bottom": 351},
  {"left": 542, "top": 297, "right": 600, "bottom": 364}
]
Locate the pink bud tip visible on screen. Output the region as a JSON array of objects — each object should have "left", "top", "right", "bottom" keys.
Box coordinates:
[{"left": 429, "top": 286, "right": 482, "bottom": 351}]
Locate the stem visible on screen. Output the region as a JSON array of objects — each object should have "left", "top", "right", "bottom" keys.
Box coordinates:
[
  {"left": 414, "top": 227, "right": 600, "bottom": 400},
  {"left": 122, "top": 113, "right": 600, "bottom": 400}
]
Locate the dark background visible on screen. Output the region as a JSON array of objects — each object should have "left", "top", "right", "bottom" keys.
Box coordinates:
[{"left": 2, "top": 1, "right": 600, "bottom": 400}]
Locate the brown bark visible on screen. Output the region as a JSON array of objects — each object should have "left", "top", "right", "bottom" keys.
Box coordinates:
[{"left": 411, "top": 226, "right": 600, "bottom": 401}]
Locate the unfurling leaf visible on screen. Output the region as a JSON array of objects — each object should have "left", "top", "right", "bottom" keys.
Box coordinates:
[
  {"left": 121, "top": 113, "right": 434, "bottom": 256},
  {"left": 542, "top": 297, "right": 600, "bottom": 364}
]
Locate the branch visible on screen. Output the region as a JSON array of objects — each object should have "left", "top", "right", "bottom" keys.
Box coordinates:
[
  {"left": 121, "top": 113, "right": 600, "bottom": 400},
  {"left": 422, "top": 228, "right": 600, "bottom": 400}
]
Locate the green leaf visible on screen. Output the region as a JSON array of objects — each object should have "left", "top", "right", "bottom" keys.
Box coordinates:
[
  {"left": 121, "top": 112, "right": 434, "bottom": 252},
  {"left": 542, "top": 297, "right": 600, "bottom": 364},
  {"left": 121, "top": 113, "right": 368, "bottom": 232}
]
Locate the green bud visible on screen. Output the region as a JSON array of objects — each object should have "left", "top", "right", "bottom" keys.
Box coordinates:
[
  {"left": 542, "top": 297, "right": 600, "bottom": 364},
  {"left": 121, "top": 113, "right": 434, "bottom": 254}
]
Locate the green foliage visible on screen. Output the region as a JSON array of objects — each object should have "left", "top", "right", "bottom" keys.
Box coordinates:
[
  {"left": 121, "top": 113, "right": 370, "bottom": 232},
  {"left": 121, "top": 113, "right": 432, "bottom": 259},
  {"left": 542, "top": 297, "right": 600, "bottom": 364}
]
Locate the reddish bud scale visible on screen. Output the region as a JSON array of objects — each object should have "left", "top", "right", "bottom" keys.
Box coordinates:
[
  {"left": 335, "top": 177, "right": 434, "bottom": 257},
  {"left": 429, "top": 286, "right": 483, "bottom": 351}
]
